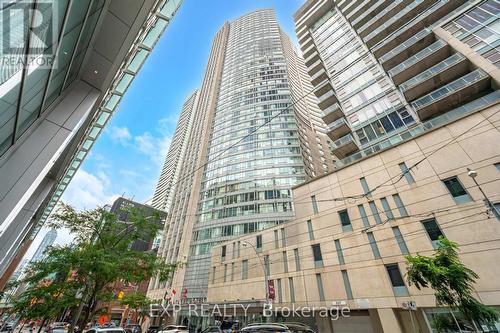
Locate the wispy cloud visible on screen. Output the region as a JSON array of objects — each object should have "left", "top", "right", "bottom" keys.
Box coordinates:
[
  {"left": 107, "top": 121, "right": 174, "bottom": 167},
  {"left": 134, "top": 132, "right": 172, "bottom": 166},
  {"left": 61, "top": 168, "right": 120, "bottom": 210},
  {"left": 109, "top": 126, "right": 132, "bottom": 145}
]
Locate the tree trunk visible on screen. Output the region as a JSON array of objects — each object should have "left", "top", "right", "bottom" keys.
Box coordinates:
[
  {"left": 36, "top": 318, "right": 46, "bottom": 333},
  {"left": 17, "top": 318, "right": 26, "bottom": 333},
  {"left": 79, "top": 291, "right": 98, "bottom": 330}
]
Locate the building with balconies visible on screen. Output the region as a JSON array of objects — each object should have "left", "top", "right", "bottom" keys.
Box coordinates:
[{"left": 294, "top": 0, "right": 499, "bottom": 169}]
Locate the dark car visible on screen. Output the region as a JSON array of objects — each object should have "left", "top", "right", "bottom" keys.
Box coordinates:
[
  {"left": 146, "top": 326, "right": 161, "bottom": 333},
  {"left": 125, "top": 325, "right": 142, "bottom": 333},
  {"left": 242, "top": 323, "right": 315, "bottom": 333},
  {"left": 201, "top": 327, "right": 222, "bottom": 333}
]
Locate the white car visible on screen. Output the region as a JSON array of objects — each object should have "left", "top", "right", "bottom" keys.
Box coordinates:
[
  {"left": 86, "top": 328, "right": 126, "bottom": 333},
  {"left": 158, "top": 326, "right": 188, "bottom": 333}
]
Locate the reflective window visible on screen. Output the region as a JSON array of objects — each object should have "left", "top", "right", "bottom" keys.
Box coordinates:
[
  {"left": 312, "top": 244, "right": 323, "bottom": 268},
  {"left": 444, "top": 0, "right": 500, "bottom": 67},
  {"left": 443, "top": 177, "right": 472, "bottom": 204}
]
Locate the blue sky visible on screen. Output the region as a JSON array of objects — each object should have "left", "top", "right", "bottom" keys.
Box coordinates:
[{"left": 31, "top": 0, "right": 304, "bottom": 251}]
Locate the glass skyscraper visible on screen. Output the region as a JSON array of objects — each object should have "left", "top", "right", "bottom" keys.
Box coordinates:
[{"left": 148, "top": 9, "right": 333, "bottom": 304}]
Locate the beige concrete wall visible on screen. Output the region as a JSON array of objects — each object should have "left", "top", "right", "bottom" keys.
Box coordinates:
[{"left": 207, "top": 105, "right": 500, "bottom": 330}]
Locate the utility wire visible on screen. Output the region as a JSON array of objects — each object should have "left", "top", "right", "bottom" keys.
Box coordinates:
[
  {"left": 183, "top": 207, "right": 492, "bottom": 284},
  {"left": 193, "top": 214, "right": 497, "bottom": 285},
  {"left": 184, "top": 178, "right": 498, "bottom": 255}
]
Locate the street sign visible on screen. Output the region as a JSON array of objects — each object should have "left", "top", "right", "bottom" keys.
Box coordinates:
[
  {"left": 268, "top": 280, "right": 275, "bottom": 300},
  {"left": 402, "top": 301, "right": 417, "bottom": 310}
]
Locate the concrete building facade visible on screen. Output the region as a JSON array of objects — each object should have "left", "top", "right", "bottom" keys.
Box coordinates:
[
  {"left": 205, "top": 0, "right": 500, "bottom": 331},
  {"left": 0, "top": 0, "right": 184, "bottom": 288},
  {"left": 208, "top": 104, "right": 500, "bottom": 332}
]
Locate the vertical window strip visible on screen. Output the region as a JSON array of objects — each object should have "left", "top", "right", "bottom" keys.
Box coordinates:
[
  {"left": 283, "top": 251, "right": 288, "bottom": 273},
  {"left": 399, "top": 162, "right": 415, "bottom": 184},
  {"left": 242, "top": 259, "right": 248, "bottom": 280},
  {"left": 392, "top": 193, "right": 408, "bottom": 217},
  {"left": 274, "top": 230, "right": 279, "bottom": 248},
  {"left": 316, "top": 273, "right": 325, "bottom": 301},
  {"left": 341, "top": 270, "right": 354, "bottom": 300},
  {"left": 277, "top": 278, "right": 283, "bottom": 303},
  {"left": 281, "top": 228, "right": 286, "bottom": 247},
  {"left": 367, "top": 232, "right": 381, "bottom": 259},
  {"left": 312, "top": 195, "right": 319, "bottom": 213},
  {"left": 392, "top": 226, "right": 409, "bottom": 254},
  {"left": 360, "top": 177, "right": 370, "bottom": 196},
  {"left": 312, "top": 244, "right": 324, "bottom": 267},
  {"left": 369, "top": 201, "right": 382, "bottom": 224},
  {"left": 339, "top": 209, "right": 353, "bottom": 231},
  {"left": 358, "top": 204, "right": 370, "bottom": 228},
  {"left": 223, "top": 264, "right": 227, "bottom": 282},
  {"left": 289, "top": 277, "right": 295, "bottom": 303},
  {"left": 307, "top": 219, "right": 314, "bottom": 240},
  {"left": 334, "top": 239, "right": 345, "bottom": 265},
  {"left": 380, "top": 197, "right": 394, "bottom": 220},
  {"left": 294, "top": 248, "right": 301, "bottom": 271},
  {"left": 422, "top": 218, "right": 444, "bottom": 248}
]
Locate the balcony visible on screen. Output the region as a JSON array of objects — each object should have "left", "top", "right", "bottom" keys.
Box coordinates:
[
  {"left": 379, "top": 28, "right": 434, "bottom": 71},
  {"left": 299, "top": 33, "right": 313, "bottom": 50},
  {"left": 311, "top": 67, "right": 329, "bottom": 86},
  {"left": 332, "top": 133, "right": 359, "bottom": 159},
  {"left": 352, "top": 0, "right": 392, "bottom": 30},
  {"left": 364, "top": 0, "right": 434, "bottom": 48},
  {"left": 321, "top": 103, "right": 343, "bottom": 124},
  {"left": 307, "top": 58, "right": 324, "bottom": 77},
  {"left": 318, "top": 89, "right": 338, "bottom": 110},
  {"left": 358, "top": 0, "right": 413, "bottom": 38},
  {"left": 305, "top": 49, "right": 320, "bottom": 67},
  {"left": 400, "top": 53, "right": 469, "bottom": 101},
  {"left": 314, "top": 79, "right": 334, "bottom": 98},
  {"left": 412, "top": 69, "right": 491, "bottom": 121},
  {"left": 389, "top": 39, "right": 450, "bottom": 85},
  {"left": 302, "top": 42, "right": 316, "bottom": 59},
  {"left": 371, "top": 0, "right": 466, "bottom": 58},
  {"left": 347, "top": 0, "right": 378, "bottom": 23},
  {"left": 326, "top": 117, "right": 352, "bottom": 141}
]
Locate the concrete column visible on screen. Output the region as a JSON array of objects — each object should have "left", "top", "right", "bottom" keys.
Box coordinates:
[
  {"left": 434, "top": 27, "right": 500, "bottom": 88},
  {"left": 372, "top": 308, "right": 404, "bottom": 333}
]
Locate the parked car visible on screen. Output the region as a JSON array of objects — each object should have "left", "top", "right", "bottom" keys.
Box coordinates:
[
  {"left": 124, "top": 325, "right": 142, "bottom": 333},
  {"left": 85, "top": 327, "right": 126, "bottom": 333},
  {"left": 46, "top": 322, "right": 70, "bottom": 333},
  {"left": 1, "top": 321, "right": 17, "bottom": 332},
  {"left": 241, "top": 323, "right": 315, "bottom": 333},
  {"left": 146, "top": 326, "right": 161, "bottom": 333},
  {"left": 157, "top": 325, "right": 188, "bottom": 333},
  {"left": 201, "top": 327, "right": 222, "bottom": 333}
]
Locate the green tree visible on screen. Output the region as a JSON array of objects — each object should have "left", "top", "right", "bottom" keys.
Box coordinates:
[
  {"left": 405, "top": 237, "right": 498, "bottom": 329},
  {"left": 119, "top": 292, "right": 151, "bottom": 323},
  {"left": 9, "top": 203, "right": 177, "bottom": 332}
]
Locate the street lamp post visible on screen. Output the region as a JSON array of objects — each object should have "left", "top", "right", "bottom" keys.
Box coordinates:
[
  {"left": 241, "top": 241, "right": 269, "bottom": 305},
  {"left": 467, "top": 168, "right": 500, "bottom": 221}
]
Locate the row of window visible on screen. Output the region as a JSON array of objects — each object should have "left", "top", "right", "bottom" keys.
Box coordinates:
[
  {"left": 197, "top": 202, "right": 293, "bottom": 223},
  {"left": 201, "top": 166, "right": 304, "bottom": 190},
  {"left": 311, "top": 191, "right": 409, "bottom": 231},
  {"left": 311, "top": 170, "right": 477, "bottom": 218},
  {"left": 200, "top": 176, "right": 306, "bottom": 200},
  {"left": 216, "top": 258, "right": 408, "bottom": 301}
]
